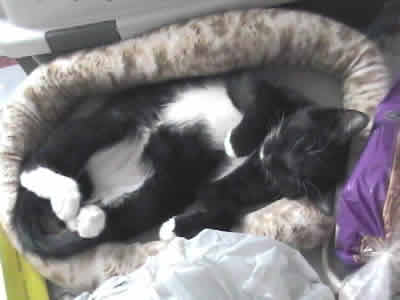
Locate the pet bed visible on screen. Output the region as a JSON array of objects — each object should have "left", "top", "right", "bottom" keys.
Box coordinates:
[{"left": 0, "top": 8, "right": 390, "bottom": 292}]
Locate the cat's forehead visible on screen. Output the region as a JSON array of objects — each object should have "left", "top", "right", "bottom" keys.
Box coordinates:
[{"left": 284, "top": 116, "right": 335, "bottom": 139}]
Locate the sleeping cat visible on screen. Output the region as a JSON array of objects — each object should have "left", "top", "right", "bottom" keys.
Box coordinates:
[
  {"left": 13, "top": 69, "right": 368, "bottom": 259},
  {"left": 160, "top": 105, "right": 369, "bottom": 240}
]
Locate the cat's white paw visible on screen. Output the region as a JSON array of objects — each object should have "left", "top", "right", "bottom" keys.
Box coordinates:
[
  {"left": 50, "top": 177, "right": 81, "bottom": 221},
  {"left": 67, "top": 205, "right": 106, "bottom": 239},
  {"left": 21, "top": 166, "right": 60, "bottom": 199},
  {"left": 20, "top": 167, "right": 81, "bottom": 221},
  {"left": 159, "top": 217, "right": 176, "bottom": 241},
  {"left": 51, "top": 191, "right": 81, "bottom": 222},
  {"left": 224, "top": 129, "right": 237, "bottom": 158}
]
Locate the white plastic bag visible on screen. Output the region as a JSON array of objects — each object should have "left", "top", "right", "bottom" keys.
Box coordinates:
[
  {"left": 76, "top": 230, "right": 334, "bottom": 300},
  {"left": 338, "top": 239, "right": 400, "bottom": 300}
]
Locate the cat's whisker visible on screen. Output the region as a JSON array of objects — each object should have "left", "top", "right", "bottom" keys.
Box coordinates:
[
  {"left": 296, "top": 177, "right": 305, "bottom": 195},
  {"left": 267, "top": 115, "right": 286, "bottom": 142},
  {"left": 264, "top": 167, "right": 272, "bottom": 180},
  {"left": 291, "top": 136, "right": 306, "bottom": 152},
  {"left": 276, "top": 115, "right": 286, "bottom": 137},
  {"left": 306, "top": 180, "right": 322, "bottom": 199},
  {"left": 305, "top": 137, "right": 319, "bottom": 153},
  {"left": 309, "top": 147, "right": 324, "bottom": 155},
  {"left": 317, "top": 138, "right": 334, "bottom": 154},
  {"left": 302, "top": 181, "right": 310, "bottom": 197},
  {"left": 308, "top": 136, "right": 334, "bottom": 156}
]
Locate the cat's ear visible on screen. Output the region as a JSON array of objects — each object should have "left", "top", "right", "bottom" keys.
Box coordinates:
[
  {"left": 310, "top": 108, "right": 369, "bottom": 140},
  {"left": 339, "top": 109, "right": 369, "bottom": 139}
]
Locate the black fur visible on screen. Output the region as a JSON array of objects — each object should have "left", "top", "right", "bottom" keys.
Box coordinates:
[
  {"left": 13, "top": 69, "right": 369, "bottom": 258},
  {"left": 171, "top": 106, "right": 369, "bottom": 239}
]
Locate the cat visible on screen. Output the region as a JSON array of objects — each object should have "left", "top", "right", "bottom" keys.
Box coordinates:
[
  {"left": 160, "top": 105, "right": 369, "bottom": 240},
  {"left": 12, "top": 68, "right": 368, "bottom": 259}
]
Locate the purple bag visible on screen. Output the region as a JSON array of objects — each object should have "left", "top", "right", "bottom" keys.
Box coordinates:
[{"left": 336, "top": 78, "right": 400, "bottom": 265}]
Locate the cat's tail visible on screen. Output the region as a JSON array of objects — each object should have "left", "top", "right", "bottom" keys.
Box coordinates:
[{"left": 12, "top": 187, "right": 100, "bottom": 259}]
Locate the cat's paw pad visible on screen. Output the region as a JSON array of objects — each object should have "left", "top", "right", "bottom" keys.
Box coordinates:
[
  {"left": 68, "top": 205, "right": 106, "bottom": 238},
  {"left": 159, "top": 217, "right": 176, "bottom": 241}
]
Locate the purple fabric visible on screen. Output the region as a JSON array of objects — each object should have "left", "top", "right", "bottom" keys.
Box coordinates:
[{"left": 336, "top": 78, "right": 400, "bottom": 265}]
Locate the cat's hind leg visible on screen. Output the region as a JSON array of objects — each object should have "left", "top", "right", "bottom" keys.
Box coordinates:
[
  {"left": 20, "top": 108, "right": 135, "bottom": 221},
  {"left": 20, "top": 168, "right": 82, "bottom": 221}
]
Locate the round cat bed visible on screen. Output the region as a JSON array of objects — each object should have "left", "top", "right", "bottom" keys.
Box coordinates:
[{"left": 0, "top": 8, "right": 390, "bottom": 291}]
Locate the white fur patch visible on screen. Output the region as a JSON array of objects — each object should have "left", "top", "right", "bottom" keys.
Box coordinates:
[
  {"left": 22, "top": 84, "right": 246, "bottom": 223},
  {"left": 67, "top": 205, "right": 106, "bottom": 238},
  {"left": 162, "top": 83, "right": 243, "bottom": 147},
  {"left": 224, "top": 129, "right": 237, "bottom": 158},
  {"left": 213, "top": 156, "right": 249, "bottom": 181},
  {"left": 160, "top": 83, "right": 250, "bottom": 181},
  {"left": 20, "top": 167, "right": 81, "bottom": 221},
  {"left": 50, "top": 184, "right": 81, "bottom": 222},
  {"left": 259, "top": 143, "right": 265, "bottom": 161},
  {"left": 159, "top": 217, "right": 176, "bottom": 241},
  {"left": 85, "top": 133, "right": 154, "bottom": 207}
]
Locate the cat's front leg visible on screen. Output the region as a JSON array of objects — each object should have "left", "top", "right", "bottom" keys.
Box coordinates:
[
  {"left": 20, "top": 167, "right": 82, "bottom": 221},
  {"left": 159, "top": 213, "right": 208, "bottom": 241},
  {"left": 20, "top": 110, "right": 133, "bottom": 222},
  {"left": 159, "top": 209, "right": 238, "bottom": 241},
  {"left": 158, "top": 211, "right": 237, "bottom": 241},
  {"left": 159, "top": 213, "right": 204, "bottom": 241}
]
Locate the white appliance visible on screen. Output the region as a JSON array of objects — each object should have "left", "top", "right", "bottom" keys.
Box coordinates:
[{"left": 0, "top": 0, "right": 296, "bottom": 59}]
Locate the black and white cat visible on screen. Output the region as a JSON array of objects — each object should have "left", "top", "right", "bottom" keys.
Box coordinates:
[{"left": 13, "top": 69, "right": 368, "bottom": 259}]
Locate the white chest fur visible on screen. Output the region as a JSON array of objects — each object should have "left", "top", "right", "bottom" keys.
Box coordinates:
[
  {"left": 162, "top": 84, "right": 243, "bottom": 147},
  {"left": 85, "top": 133, "right": 154, "bottom": 206},
  {"left": 87, "top": 83, "right": 245, "bottom": 206}
]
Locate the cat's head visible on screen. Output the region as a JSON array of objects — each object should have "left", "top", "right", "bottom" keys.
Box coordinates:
[{"left": 260, "top": 107, "right": 369, "bottom": 201}]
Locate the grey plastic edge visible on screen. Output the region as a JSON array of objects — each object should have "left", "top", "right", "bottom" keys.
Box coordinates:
[
  {"left": 116, "top": 0, "right": 297, "bottom": 40},
  {"left": 45, "top": 20, "right": 121, "bottom": 54}
]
